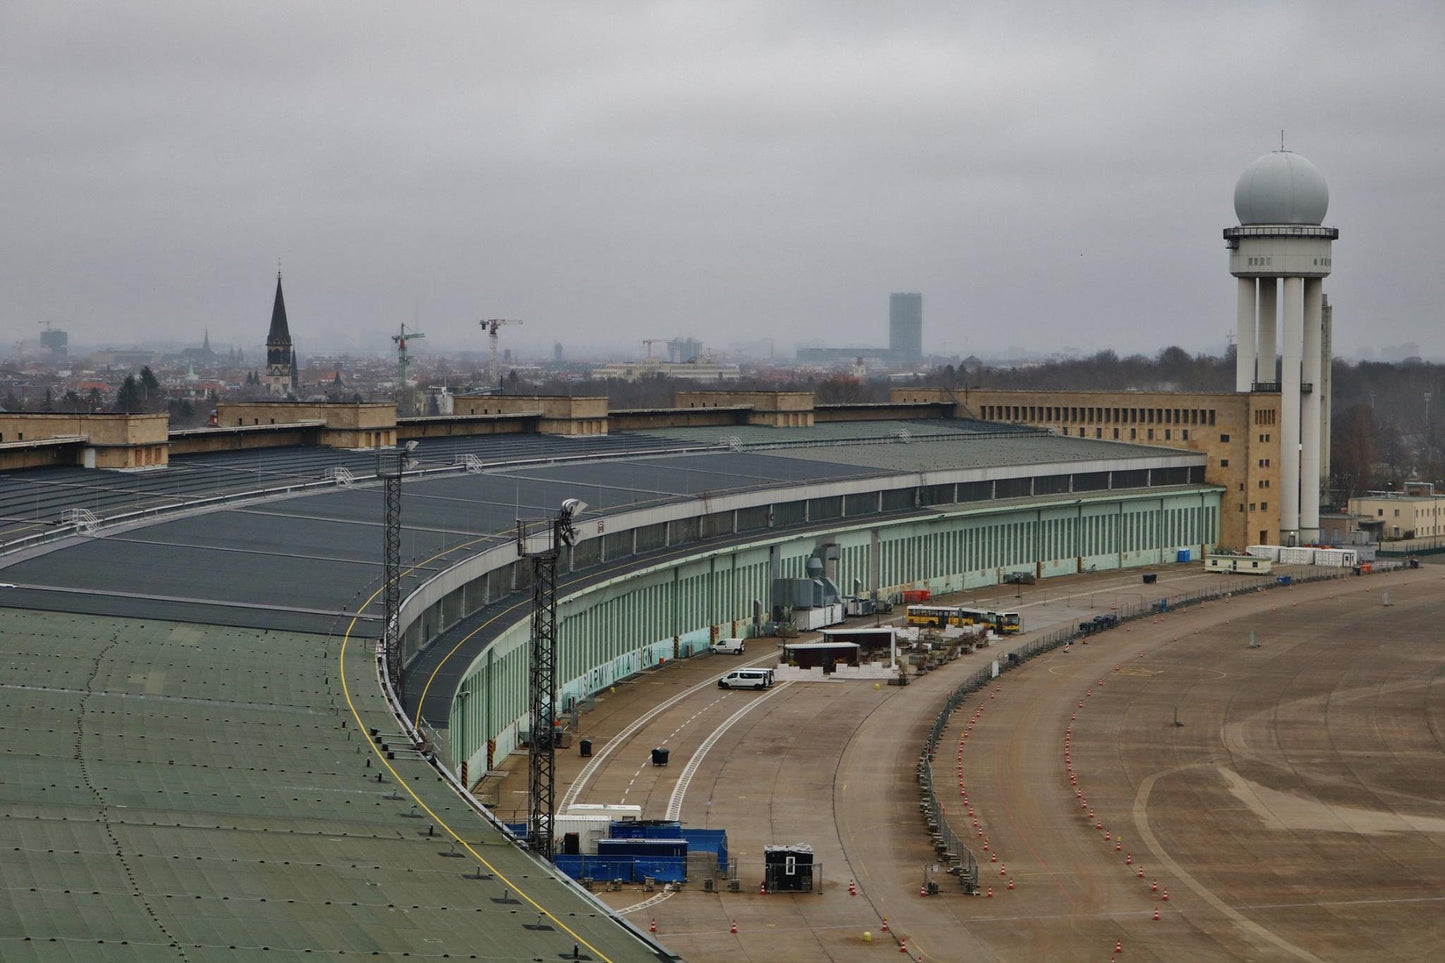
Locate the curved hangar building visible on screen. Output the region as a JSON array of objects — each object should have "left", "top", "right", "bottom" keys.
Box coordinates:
[{"left": 0, "top": 414, "right": 1216, "bottom": 958}]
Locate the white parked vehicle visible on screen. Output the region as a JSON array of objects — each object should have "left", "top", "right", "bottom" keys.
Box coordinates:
[
  {"left": 718, "top": 667, "right": 773, "bottom": 690},
  {"left": 710, "top": 637, "right": 746, "bottom": 655}
]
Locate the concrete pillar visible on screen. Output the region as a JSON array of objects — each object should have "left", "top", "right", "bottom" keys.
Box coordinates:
[
  {"left": 1300, "top": 279, "right": 1324, "bottom": 540},
  {"left": 1279, "top": 277, "right": 1304, "bottom": 542},
  {"left": 1235, "top": 278, "right": 1256, "bottom": 393},
  {"left": 1320, "top": 295, "right": 1333, "bottom": 500},
  {"left": 1256, "top": 279, "right": 1277, "bottom": 385}
]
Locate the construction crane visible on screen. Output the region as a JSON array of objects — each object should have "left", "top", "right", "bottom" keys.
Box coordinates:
[
  {"left": 642, "top": 338, "right": 666, "bottom": 361},
  {"left": 392, "top": 323, "right": 425, "bottom": 414},
  {"left": 481, "top": 319, "right": 523, "bottom": 385}
]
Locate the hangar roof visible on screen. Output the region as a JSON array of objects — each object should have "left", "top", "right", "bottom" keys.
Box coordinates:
[{"left": 0, "top": 417, "right": 1206, "bottom": 957}]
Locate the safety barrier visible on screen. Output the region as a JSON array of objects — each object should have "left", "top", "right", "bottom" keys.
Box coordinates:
[{"left": 917, "top": 561, "right": 1406, "bottom": 893}]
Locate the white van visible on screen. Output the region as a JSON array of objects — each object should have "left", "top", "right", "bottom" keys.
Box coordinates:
[
  {"left": 710, "top": 637, "right": 746, "bottom": 655},
  {"left": 718, "top": 667, "right": 773, "bottom": 690}
]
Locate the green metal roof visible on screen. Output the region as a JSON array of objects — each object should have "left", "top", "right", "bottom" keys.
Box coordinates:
[{"left": 0, "top": 609, "right": 666, "bottom": 961}]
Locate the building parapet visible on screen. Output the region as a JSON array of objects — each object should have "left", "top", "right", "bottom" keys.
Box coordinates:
[
  {"left": 216, "top": 402, "right": 396, "bottom": 449},
  {"left": 0, "top": 413, "right": 168, "bottom": 470},
  {"left": 675, "top": 390, "right": 814, "bottom": 427},
  {"left": 453, "top": 395, "right": 607, "bottom": 436}
]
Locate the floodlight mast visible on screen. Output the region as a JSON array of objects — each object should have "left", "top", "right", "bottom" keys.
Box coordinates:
[
  {"left": 377, "top": 443, "right": 419, "bottom": 698},
  {"left": 515, "top": 498, "right": 585, "bottom": 860}
]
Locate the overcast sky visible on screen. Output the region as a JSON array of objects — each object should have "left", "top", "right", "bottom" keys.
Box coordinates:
[{"left": 4, "top": 2, "right": 1444, "bottom": 362}]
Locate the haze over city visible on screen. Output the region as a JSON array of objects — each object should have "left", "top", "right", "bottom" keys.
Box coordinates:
[{"left": 5, "top": 2, "right": 1445, "bottom": 361}]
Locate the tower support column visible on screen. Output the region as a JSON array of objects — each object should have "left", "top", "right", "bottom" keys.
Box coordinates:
[
  {"left": 1320, "top": 295, "right": 1334, "bottom": 503},
  {"left": 1236, "top": 278, "right": 1257, "bottom": 393},
  {"left": 1300, "top": 278, "right": 1324, "bottom": 540},
  {"left": 1256, "top": 279, "right": 1277, "bottom": 385},
  {"left": 1279, "top": 277, "right": 1304, "bottom": 543}
]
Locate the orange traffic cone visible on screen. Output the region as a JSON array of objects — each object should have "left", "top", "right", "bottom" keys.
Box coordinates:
[
  {"left": 899, "top": 937, "right": 908, "bottom": 953},
  {"left": 881, "top": 916, "right": 889, "bottom": 932},
  {"left": 1153, "top": 908, "right": 1160, "bottom": 921},
  {"left": 649, "top": 918, "right": 656, "bottom": 933},
  {"left": 1115, "top": 940, "right": 1122, "bottom": 954},
  {"left": 730, "top": 919, "right": 737, "bottom": 934}
]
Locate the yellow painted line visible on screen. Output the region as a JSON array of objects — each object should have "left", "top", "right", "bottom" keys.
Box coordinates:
[
  {"left": 339, "top": 606, "right": 618, "bottom": 963},
  {"left": 412, "top": 599, "right": 525, "bottom": 729}
]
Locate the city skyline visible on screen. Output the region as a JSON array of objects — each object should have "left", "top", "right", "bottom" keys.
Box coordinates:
[{"left": 5, "top": 4, "right": 1445, "bottom": 360}]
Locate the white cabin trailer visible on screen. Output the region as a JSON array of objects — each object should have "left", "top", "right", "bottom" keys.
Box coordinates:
[{"left": 1205, "top": 553, "right": 1273, "bottom": 575}]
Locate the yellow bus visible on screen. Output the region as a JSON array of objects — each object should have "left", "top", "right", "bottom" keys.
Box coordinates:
[
  {"left": 966, "top": 609, "right": 1023, "bottom": 634},
  {"left": 905, "top": 604, "right": 973, "bottom": 628}
]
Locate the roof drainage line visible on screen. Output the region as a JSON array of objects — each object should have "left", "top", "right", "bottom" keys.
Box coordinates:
[{"left": 74, "top": 629, "right": 190, "bottom": 960}]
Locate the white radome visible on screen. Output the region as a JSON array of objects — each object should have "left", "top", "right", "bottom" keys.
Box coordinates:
[{"left": 1233, "top": 150, "right": 1329, "bottom": 226}]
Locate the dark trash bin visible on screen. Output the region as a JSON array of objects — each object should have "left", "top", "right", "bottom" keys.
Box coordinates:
[
  {"left": 1142, "top": 573, "right": 1158, "bottom": 584},
  {"left": 579, "top": 739, "right": 592, "bottom": 758},
  {"left": 651, "top": 747, "right": 669, "bottom": 766}
]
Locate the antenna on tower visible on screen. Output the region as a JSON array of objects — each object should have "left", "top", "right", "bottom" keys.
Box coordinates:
[{"left": 1280, "top": 129, "right": 1285, "bottom": 150}]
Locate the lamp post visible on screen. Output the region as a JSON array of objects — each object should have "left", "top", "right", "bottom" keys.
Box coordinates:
[
  {"left": 516, "top": 497, "right": 587, "bottom": 861},
  {"left": 378, "top": 441, "right": 419, "bottom": 698}
]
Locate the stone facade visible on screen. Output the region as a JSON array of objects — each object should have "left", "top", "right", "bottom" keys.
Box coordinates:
[
  {"left": 1348, "top": 488, "right": 1445, "bottom": 540},
  {"left": 452, "top": 395, "right": 607, "bottom": 435},
  {"left": 891, "top": 387, "right": 1283, "bottom": 550},
  {"left": 0, "top": 413, "right": 169, "bottom": 469},
  {"left": 674, "top": 390, "right": 815, "bottom": 427},
  {"left": 216, "top": 403, "right": 396, "bottom": 449}
]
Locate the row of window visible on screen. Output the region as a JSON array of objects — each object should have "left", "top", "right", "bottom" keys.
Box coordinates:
[
  {"left": 1059, "top": 426, "right": 1190, "bottom": 442},
  {"left": 981, "top": 404, "right": 1218, "bottom": 427}
]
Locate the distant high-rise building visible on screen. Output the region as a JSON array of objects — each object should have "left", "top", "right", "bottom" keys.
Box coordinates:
[
  {"left": 553, "top": 341, "right": 564, "bottom": 362},
  {"left": 667, "top": 338, "right": 703, "bottom": 363},
  {"left": 39, "top": 326, "right": 68, "bottom": 357},
  {"left": 889, "top": 292, "right": 922, "bottom": 361},
  {"left": 265, "top": 272, "right": 296, "bottom": 396}
]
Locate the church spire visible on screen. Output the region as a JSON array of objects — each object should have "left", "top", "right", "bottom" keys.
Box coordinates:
[
  {"left": 265, "top": 271, "right": 296, "bottom": 396},
  {"left": 267, "top": 272, "right": 291, "bottom": 349}
]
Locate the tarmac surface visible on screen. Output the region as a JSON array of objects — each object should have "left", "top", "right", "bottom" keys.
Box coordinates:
[{"left": 497, "top": 562, "right": 1444, "bottom": 961}]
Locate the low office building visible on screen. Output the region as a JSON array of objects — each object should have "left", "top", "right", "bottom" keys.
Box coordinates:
[{"left": 1349, "top": 483, "right": 1445, "bottom": 540}]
